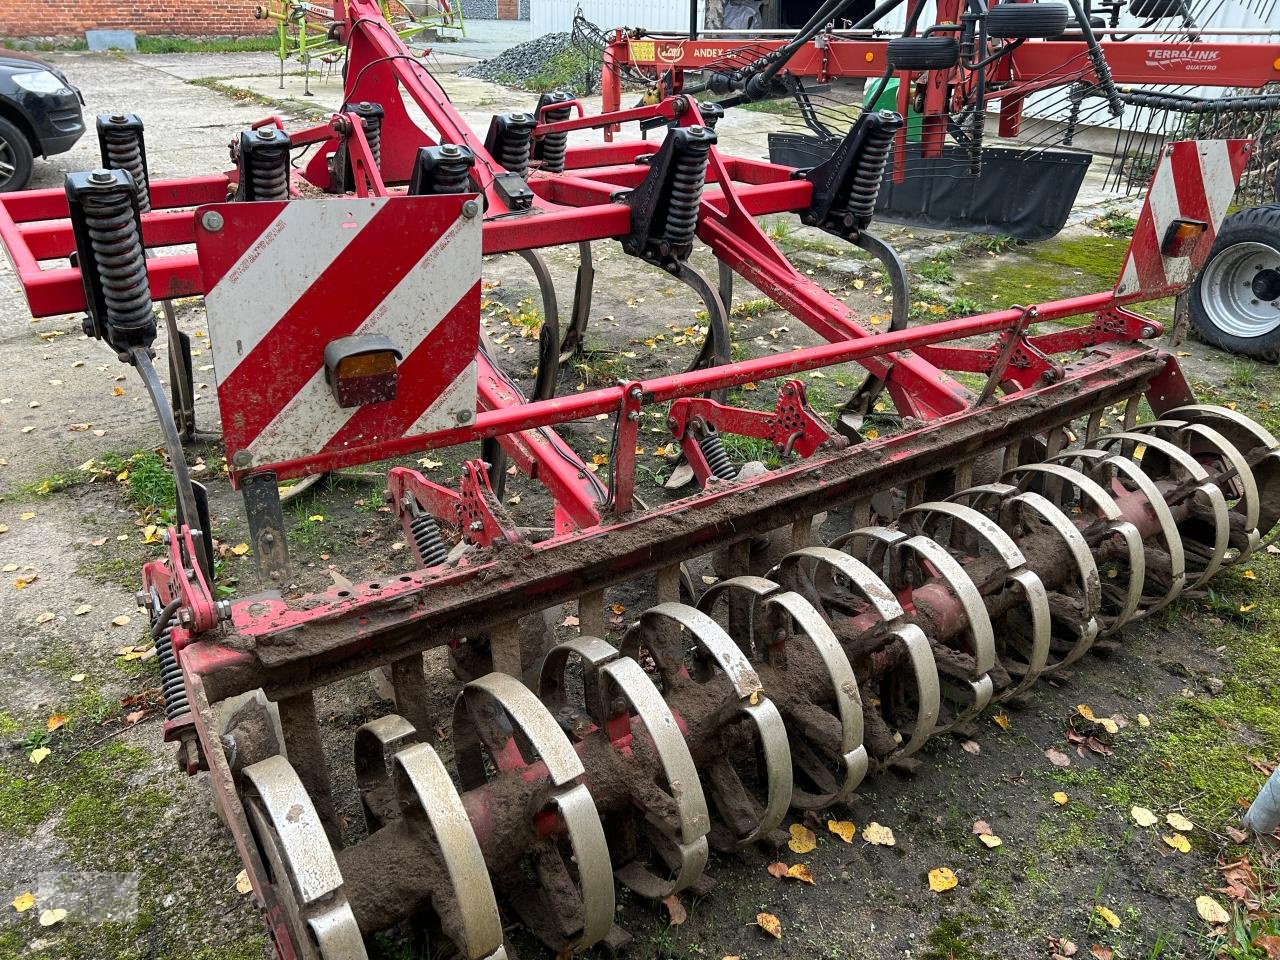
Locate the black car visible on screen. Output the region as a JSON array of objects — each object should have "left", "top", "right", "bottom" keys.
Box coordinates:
[{"left": 0, "top": 49, "right": 85, "bottom": 192}]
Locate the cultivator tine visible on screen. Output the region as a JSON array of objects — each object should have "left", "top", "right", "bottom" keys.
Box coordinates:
[
  {"left": 560, "top": 241, "right": 595, "bottom": 363},
  {"left": 520, "top": 248, "right": 562, "bottom": 401}
]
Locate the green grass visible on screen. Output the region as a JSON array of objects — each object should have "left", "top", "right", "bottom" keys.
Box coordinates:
[
  {"left": 492, "top": 44, "right": 596, "bottom": 94},
  {"left": 740, "top": 97, "right": 796, "bottom": 115},
  {"left": 137, "top": 35, "right": 279, "bottom": 54},
  {"left": 917, "top": 257, "right": 956, "bottom": 284}
]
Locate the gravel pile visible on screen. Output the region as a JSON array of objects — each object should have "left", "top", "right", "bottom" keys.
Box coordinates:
[{"left": 460, "top": 32, "right": 581, "bottom": 89}]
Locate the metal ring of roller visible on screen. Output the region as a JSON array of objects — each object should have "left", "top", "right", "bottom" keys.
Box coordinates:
[
  {"left": 701, "top": 569, "right": 867, "bottom": 808},
  {"left": 394, "top": 743, "right": 508, "bottom": 960},
  {"left": 896, "top": 533, "right": 996, "bottom": 727},
  {"left": 1142, "top": 420, "right": 1262, "bottom": 560},
  {"left": 905, "top": 500, "right": 1051, "bottom": 701},
  {"left": 773, "top": 546, "right": 905, "bottom": 623},
  {"left": 762, "top": 586, "right": 868, "bottom": 808},
  {"left": 620, "top": 603, "right": 791, "bottom": 851},
  {"left": 819, "top": 531, "right": 943, "bottom": 759},
  {"left": 697, "top": 574, "right": 787, "bottom": 662},
  {"left": 1004, "top": 462, "right": 1145, "bottom": 635},
  {"left": 962, "top": 483, "right": 1105, "bottom": 670},
  {"left": 353, "top": 713, "right": 417, "bottom": 832},
  {"left": 1094, "top": 431, "right": 1230, "bottom": 588},
  {"left": 1056, "top": 448, "right": 1185, "bottom": 617},
  {"left": 241, "top": 755, "right": 369, "bottom": 960},
  {"left": 538, "top": 634, "right": 621, "bottom": 721},
  {"left": 827, "top": 525, "right": 905, "bottom": 582},
  {"left": 451, "top": 674, "right": 614, "bottom": 952},
  {"left": 598, "top": 655, "right": 711, "bottom": 895},
  {"left": 1167, "top": 403, "right": 1280, "bottom": 533}
]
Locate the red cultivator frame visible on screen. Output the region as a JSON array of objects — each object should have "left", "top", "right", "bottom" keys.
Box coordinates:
[{"left": 3, "top": 2, "right": 1280, "bottom": 957}]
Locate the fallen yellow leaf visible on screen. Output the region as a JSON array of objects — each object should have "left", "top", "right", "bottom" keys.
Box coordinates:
[
  {"left": 928, "top": 867, "right": 958, "bottom": 892},
  {"left": 29, "top": 747, "right": 50, "bottom": 765},
  {"left": 1078, "top": 704, "right": 1097, "bottom": 722},
  {"left": 235, "top": 870, "right": 252, "bottom": 895},
  {"left": 1053, "top": 792, "right": 1069, "bottom": 806},
  {"left": 787, "top": 823, "right": 817, "bottom": 854},
  {"left": 592, "top": 453, "right": 608, "bottom": 466},
  {"left": 1099, "top": 718, "right": 1119, "bottom": 735},
  {"left": 20, "top": 511, "right": 36, "bottom": 520},
  {"left": 992, "top": 712, "right": 1011, "bottom": 730},
  {"left": 1196, "top": 896, "right": 1230, "bottom": 925},
  {"left": 827, "top": 819, "right": 856, "bottom": 843},
  {"left": 35, "top": 611, "right": 55, "bottom": 624},
  {"left": 978, "top": 834, "right": 1003, "bottom": 848},
  {"left": 231, "top": 542, "right": 250, "bottom": 556},
  {"left": 111, "top": 614, "right": 131, "bottom": 627},
  {"left": 74, "top": 604, "right": 92, "bottom": 616},
  {"left": 756, "top": 912, "right": 782, "bottom": 939},
  {"left": 1137, "top": 713, "right": 1150, "bottom": 728},
  {"left": 11, "top": 892, "right": 34, "bottom": 912},
  {"left": 1240, "top": 603, "right": 1257, "bottom": 613},
  {"left": 69, "top": 673, "right": 86, "bottom": 683},
  {"left": 308, "top": 515, "right": 324, "bottom": 523},
  {"left": 863, "top": 821, "right": 895, "bottom": 846},
  {"left": 786, "top": 864, "right": 815, "bottom": 885},
  {"left": 1094, "top": 906, "right": 1120, "bottom": 929},
  {"left": 1243, "top": 569, "right": 1257, "bottom": 580},
  {"left": 1166, "top": 812, "right": 1194, "bottom": 833},
  {"left": 1131, "top": 806, "right": 1157, "bottom": 827},
  {"left": 38, "top": 907, "right": 67, "bottom": 927},
  {"left": 1163, "top": 833, "right": 1191, "bottom": 853},
  {"left": 46, "top": 714, "right": 67, "bottom": 732}
]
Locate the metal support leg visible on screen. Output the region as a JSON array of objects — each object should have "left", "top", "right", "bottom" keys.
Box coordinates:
[
  {"left": 276, "top": 690, "right": 341, "bottom": 845},
  {"left": 242, "top": 471, "right": 291, "bottom": 584}
]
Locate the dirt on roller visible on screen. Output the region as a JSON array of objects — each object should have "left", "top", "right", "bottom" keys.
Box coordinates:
[{"left": 0, "top": 48, "right": 1277, "bottom": 960}]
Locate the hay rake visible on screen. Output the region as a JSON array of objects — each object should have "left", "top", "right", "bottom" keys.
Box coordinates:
[{"left": 1, "top": 2, "right": 1279, "bottom": 957}]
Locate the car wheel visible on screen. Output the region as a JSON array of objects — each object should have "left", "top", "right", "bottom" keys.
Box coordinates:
[
  {"left": 0, "top": 117, "right": 34, "bottom": 193},
  {"left": 1190, "top": 204, "right": 1280, "bottom": 361}
]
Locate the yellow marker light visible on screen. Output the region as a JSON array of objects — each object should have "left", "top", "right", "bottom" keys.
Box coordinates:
[
  {"left": 1161, "top": 218, "right": 1208, "bottom": 257},
  {"left": 324, "top": 334, "right": 403, "bottom": 408},
  {"left": 865, "top": 51, "right": 875, "bottom": 62},
  {"left": 1273, "top": 56, "right": 1280, "bottom": 70}
]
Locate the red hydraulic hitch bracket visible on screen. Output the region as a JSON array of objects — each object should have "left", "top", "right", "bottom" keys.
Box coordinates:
[{"left": 387, "top": 459, "right": 519, "bottom": 552}]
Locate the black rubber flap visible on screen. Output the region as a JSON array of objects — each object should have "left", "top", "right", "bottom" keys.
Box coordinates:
[{"left": 768, "top": 134, "right": 1092, "bottom": 241}]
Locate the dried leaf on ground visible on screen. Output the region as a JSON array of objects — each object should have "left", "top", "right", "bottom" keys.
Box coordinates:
[
  {"left": 1137, "top": 713, "right": 1150, "bottom": 727},
  {"left": 1166, "top": 812, "right": 1194, "bottom": 832},
  {"left": 1089, "top": 946, "right": 1114, "bottom": 960},
  {"left": 962, "top": 739, "right": 981, "bottom": 754},
  {"left": 863, "top": 822, "right": 895, "bottom": 846},
  {"left": 1195, "top": 896, "right": 1230, "bottom": 925},
  {"left": 1252, "top": 934, "right": 1280, "bottom": 959},
  {"left": 992, "top": 713, "right": 1011, "bottom": 730},
  {"left": 46, "top": 714, "right": 66, "bottom": 732},
  {"left": 29, "top": 747, "right": 50, "bottom": 765},
  {"left": 756, "top": 912, "right": 782, "bottom": 939},
  {"left": 235, "top": 870, "right": 252, "bottom": 895},
  {"left": 1130, "top": 806, "right": 1158, "bottom": 827},
  {"left": 110, "top": 614, "right": 131, "bottom": 627},
  {"left": 1094, "top": 906, "right": 1120, "bottom": 929},
  {"left": 767, "top": 861, "right": 789, "bottom": 879},
  {"left": 38, "top": 908, "right": 67, "bottom": 926},
  {"left": 827, "top": 819, "right": 856, "bottom": 843},
  {"left": 788, "top": 823, "right": 817, "bottom": 854},
  {"left": 1078, "top": 704, "right": 1098, "bottom": 722},
  {"left": 1053, "top": 792, "right": 1070, "bottom": 806},
  {"left": 1162, "top": 834, "right": 1191, "bottom": 853},
  {"left": 35, "top": 611, "right": 55, "bottom": 624},
  {"left": 927, "top": 867, "right": 958, "bottom": 892},
  {"left": 662, "top": 894, "right": 687, "bottom": 925},
  {"left": 978, "top": 834, "right": 1003, "bottom": 848},
  {"left": 786, "top": 864, "right": 815, "bottom": 885},
  {"left": 11, "top": 892, "right": 34, "bottom": 912},
  {"left": 1046, "top": 748, "right": 1071, "bottom": 767},
  {"left": 973, "top": 820, "right": 992, "bottom": 836},
  {"left": 74, "top": 604, "right": 92, "bottom": 616}
]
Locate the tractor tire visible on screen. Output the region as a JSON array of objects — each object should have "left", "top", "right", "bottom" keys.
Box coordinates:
[
  {"left": 0, "top": 117, "right": 34, "bottom": 193},
  {"left": 885, "top": 36, "right": 960, "bottom": 71},
  {"left": 1189, "top": 204, "right": 1280, "bottom": 361},
  {"left": 986, "top": 2, "right": 1072, "bottom": 39},
  {"left": 1129, "top": 0, "right": 1186, "bottom": 18}
]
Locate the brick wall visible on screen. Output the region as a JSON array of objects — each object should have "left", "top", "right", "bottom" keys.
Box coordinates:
[{"left": 0, "top": 1, "right": 274, "bottom": 39}]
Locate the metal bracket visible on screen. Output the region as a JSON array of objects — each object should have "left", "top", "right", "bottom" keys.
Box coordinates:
[{"left": 242, "top": 470, "right": 290, "bottom": 583}]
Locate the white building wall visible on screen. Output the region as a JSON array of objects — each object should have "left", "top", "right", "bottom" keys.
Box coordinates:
[{"left": 532, "top": 0, "right": 706, "bottom": 36}]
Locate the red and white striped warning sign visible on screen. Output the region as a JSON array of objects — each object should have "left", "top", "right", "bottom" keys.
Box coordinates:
[
  {"left": 1113, "top": 139, "right": 1250, "bottom": 303},
  {"left": 197, "top": 195, "right": 480, "bottom": 480}
]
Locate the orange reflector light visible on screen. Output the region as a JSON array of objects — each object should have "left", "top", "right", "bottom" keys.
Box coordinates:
[
  {"left": 865, "top": 52, "right": 875, "bottom": 62},
  {"left": 324, "top": 334, "right": 402, "bottom": 408},
  {"left": 1161, "top": 218, "right": 1208, "bottom": 258},
  {"left": 1274, "top": 56, "right": 1280, "bottom": 70}
]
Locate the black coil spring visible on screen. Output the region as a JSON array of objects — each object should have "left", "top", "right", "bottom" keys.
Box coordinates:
[
  {"left": 847, "top": 115, "right": 897, "bottom": 225},
  {"left": 663, "top": 128, "right": 713, "bottom": 252},
  {"left": 539, "top": 104, "right": 573, "bottom": 174},
  {"left": 699, "top": 429, "right": 736, "bottom": 481},
  {"left": 499, "top": 113, "right": 537, "bottom": 177},
  {"left": 155, "top": 611, "right": 189, "bottom": 720},
  {"left": 102, "top": 127, "right": 150, "bottom": 213},
  {"left": 84, "top": 188, "right": 153, "bottom": 337},
  {"left": 363, "top": 114, "right": 382, "bottom": 169},
  {"left": 410, "top": 512, "right": 449, "bottom": 567},
  {"left": 434, "top": 153, "right": 472, "bottom": 193},
  {"left": 250, "top": 145, "right": 290, "bottom": 201}
]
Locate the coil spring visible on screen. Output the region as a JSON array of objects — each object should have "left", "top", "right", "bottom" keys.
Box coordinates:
[
  {"left": 83, "top": 187, "right": 154, "bottom": 338},
  {"left": 499, "top": 113, "right": 537, "bottom": 178},
  {"left": 102, "top": 123, "right": 150, "bottom": 212},
  {"left": 846, "top": 113, "right": 898, "bottom": 226},
  {"left": 155, "top": 610, "right": 189, "bottom": 720},
  {"left": 539, "top": 104, "right": 572, "bottom": 174},
  {"left": 250, "top": 143, "right": 290, "bottom": 201},
  {"left": 698, "top": 427, "right": 736, "bottom": 481},
  {"left": 663, "top": 127, "right": 713, "bottom": 253},
  {"left": 411, "top": 512, "right": 449, "bottom": 567},
  {"left": 434, "top": 151, "right": 472, "bottom": 194},
  {"left": 363, "top": 114, "right": 382, "bottom": 169}
]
